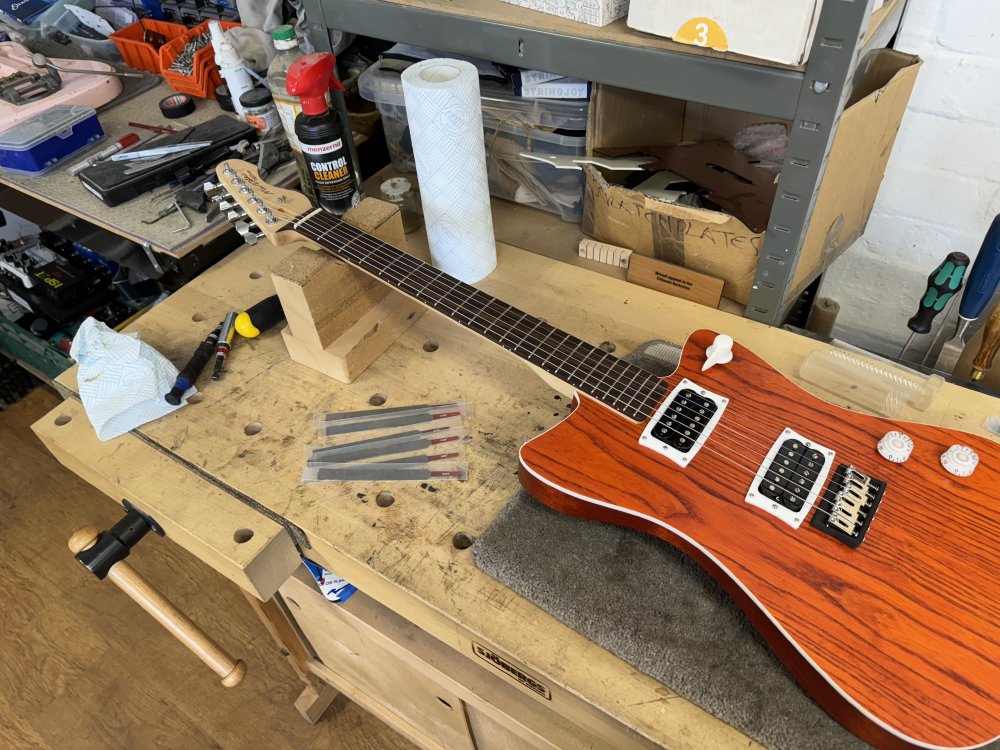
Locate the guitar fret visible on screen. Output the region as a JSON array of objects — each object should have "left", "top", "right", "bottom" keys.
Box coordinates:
[{"left": 296, "top": 214, "right": 666, "bottom": 422}]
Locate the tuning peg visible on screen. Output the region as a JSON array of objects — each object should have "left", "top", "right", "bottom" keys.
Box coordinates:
[
  {"left": 202, "top": 181, "right": 223, "bottom": 195},
  {"left": 226, "top": 208, "right": 249, "bottom": 223},
  {"left": 234, "top": 220, "right": 262, "bottom": 245}
]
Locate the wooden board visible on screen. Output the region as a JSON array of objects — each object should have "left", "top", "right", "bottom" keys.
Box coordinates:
[
  {"left": 626, "top": 254, "right": 724, "bottom": 308},
  {"left": 0, "top": 83, "right": 294, "bottom": 260},
  {"left": 46, "top": 228, "right": 1000, "bottom": 748}
]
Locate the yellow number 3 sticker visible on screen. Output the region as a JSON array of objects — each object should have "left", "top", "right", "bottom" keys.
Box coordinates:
[{"left": 675, "top": 17, "right": 728, "bottom": 50}]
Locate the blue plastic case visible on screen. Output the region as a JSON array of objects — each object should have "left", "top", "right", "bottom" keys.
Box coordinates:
[{"left": 0, "top": 105, "right": 104, "bottom": 176}]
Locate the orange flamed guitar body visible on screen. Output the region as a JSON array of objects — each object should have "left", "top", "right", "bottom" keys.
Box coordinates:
[{"left": 518, "top": 329, "right": 1000, "bottom": 750}]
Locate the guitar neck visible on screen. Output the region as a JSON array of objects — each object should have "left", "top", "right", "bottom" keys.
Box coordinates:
[{"left": 293, "top": 209, "right": 667, "bottom": 422}]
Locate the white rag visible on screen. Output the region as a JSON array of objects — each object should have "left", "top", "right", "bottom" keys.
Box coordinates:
[{"left": 69, "top": 317, "right": 190, "bottom": 441}]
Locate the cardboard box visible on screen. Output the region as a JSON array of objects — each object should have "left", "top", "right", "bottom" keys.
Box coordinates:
[
  {"left": 627, "top": 0, "right": 884, "bottom": 66},
  {"left": 583, "top": 50, "right": 920, "bottom": 305},
  {"left": 497, "top": 0, "right": 629, "bottom": 27}
]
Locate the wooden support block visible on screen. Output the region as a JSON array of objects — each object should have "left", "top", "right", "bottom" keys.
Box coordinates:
[
  {"left": 281, "top": 293, "right": 424, "bottom": 383},
  {"left": 294, "top": 683, "right": 340, "bottom": 725},
  {"left": 626, "top": 254, "right": 724, "bottom": 309},
  {"left": 271, "top": 198, "right": 424, "bottom": 383}
]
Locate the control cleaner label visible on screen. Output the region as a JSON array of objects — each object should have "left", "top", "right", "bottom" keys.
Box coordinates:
[{"left": 300, "top": 139, "right": 358, "bottom": 213}]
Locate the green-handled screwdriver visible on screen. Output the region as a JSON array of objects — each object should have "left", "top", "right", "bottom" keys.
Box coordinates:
[{"left": 899, "top": 251, "right": 970, "bottom": 359}]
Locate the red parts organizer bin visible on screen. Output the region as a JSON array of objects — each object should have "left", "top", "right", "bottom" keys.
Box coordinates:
[
  {"left": 110, "top": 20, "right": 187, "bottom": 73},
  {"left": 158, "top": 21, "right": 241, "bottom": 99}
]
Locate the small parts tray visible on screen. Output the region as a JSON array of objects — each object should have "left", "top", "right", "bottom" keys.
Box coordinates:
[
  {"left": 110, "top": 20, "right": 187, "bottom": 73},
  {"left": 159, "top": 20, "right": 240, "bottom": 99}
]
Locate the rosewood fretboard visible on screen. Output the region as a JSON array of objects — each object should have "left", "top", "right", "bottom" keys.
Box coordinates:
[{"left": 294, "top": 210, "right": 668, "bottom": 422}]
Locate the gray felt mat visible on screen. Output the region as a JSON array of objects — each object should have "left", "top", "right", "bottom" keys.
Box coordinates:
[{"left": 474, "top": 342, "right": 996, "bottom": 750}]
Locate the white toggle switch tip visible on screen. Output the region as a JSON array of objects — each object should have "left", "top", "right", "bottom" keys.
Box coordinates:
[{"left": 702, "top": 334, "right": 734, "bottom": 372}]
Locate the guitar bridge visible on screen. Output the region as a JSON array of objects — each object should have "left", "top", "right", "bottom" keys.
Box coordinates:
[{"left": 810, "top": 465, "right": 886, "bottom": 548}]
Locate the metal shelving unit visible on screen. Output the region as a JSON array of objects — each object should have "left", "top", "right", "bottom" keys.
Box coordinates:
[{"left": 305, "top": 0, "right": 906, "bottom": 325}]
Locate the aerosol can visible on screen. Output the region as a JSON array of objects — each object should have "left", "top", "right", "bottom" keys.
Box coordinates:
[{"left": 286, "top": 52, "right": 360, "bottom": 215}]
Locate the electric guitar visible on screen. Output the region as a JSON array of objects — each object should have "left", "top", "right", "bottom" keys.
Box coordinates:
[{"left": 211, "top": 162, "right": 999, "bottom": 750}]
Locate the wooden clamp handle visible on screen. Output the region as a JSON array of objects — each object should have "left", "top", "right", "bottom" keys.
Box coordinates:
[
  {"left": 69, "top": 526, "right": 247, "bottom": 687},
  {"left": 971, "top": 305, "right": 1000, "bottom": 381}
]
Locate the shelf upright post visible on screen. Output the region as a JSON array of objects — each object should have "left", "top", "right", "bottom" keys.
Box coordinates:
[{"left": 745, "top": 0, "right": 880, "bottom": 325}]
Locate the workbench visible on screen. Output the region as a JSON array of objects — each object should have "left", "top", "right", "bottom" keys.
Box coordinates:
[{"left": 28, "top": 195, "right": 1000, "bottom": 748}]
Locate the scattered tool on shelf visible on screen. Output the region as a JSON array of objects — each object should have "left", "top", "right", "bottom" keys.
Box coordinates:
[
  {"left": 930, "top": 215, "right": 1000, "bottom": 374},
  {"left": 164, "top": 320, "right": 223, "bottom": 405},
  {"left": 66, "top": 132, "right": 141, "bottom": 176},
  {"left": 30, "top": 52, "right": 143, "bottom": 79},
  {"left": 898, "top": 251, "right": 969, "bottom": 360},
  {"left": 970, "top": 305, "right": 1000, "bottom": 382},
  {"left": 128, "top": 121, "right": 180, "bottom": 135},
  {"left": 234, "top": 294, "right": 285, "bottom": 339},
  {"left": 211, "top": 311, "right": 237, "bottom": 380},
  {"left": 169, "top": 199, "right": 191, "bottom": 233},
  {"left": 110, "top": 140, "right": 213, "bottom": 162}
]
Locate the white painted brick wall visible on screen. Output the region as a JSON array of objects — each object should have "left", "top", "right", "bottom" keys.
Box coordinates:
[{"left": 818, "top": 0, "right": 1000, "bottom": 356}]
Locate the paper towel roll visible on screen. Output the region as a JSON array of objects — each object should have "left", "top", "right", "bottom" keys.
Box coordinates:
[{"left": 401, "top": 59, "right": 497, "bottom": 283}]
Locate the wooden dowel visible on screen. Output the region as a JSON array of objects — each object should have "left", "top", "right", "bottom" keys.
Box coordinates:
[{"left": 69, "top": 526, "right": 246, "bottom": 687}]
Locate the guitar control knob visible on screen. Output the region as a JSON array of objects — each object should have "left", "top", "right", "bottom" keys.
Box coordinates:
[
  {"left": 701, "top": 334, "right": 734, "bottom": 372},
  {"left": 877, "top": 431, "right": 913, "bottom": 463},
  {"left": 940, "top": 444, "right": 979, "bottom": 477}
]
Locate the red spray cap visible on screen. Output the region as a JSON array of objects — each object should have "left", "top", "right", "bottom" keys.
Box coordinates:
[{"left": 286, "top": 52, "right": 345, "bottom": 115}]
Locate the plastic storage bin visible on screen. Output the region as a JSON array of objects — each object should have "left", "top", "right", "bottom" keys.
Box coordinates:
[
  {"left": 159, "top": 20, "right": 240, "bottom": 99},
  {"left": 359, "top": 64, "right": 589, "bottom": 221},
  {"left": 111, "top": 19, "right": 187, "bottom": 73},
  {"left": 0, "top": 106, "right": 103, "bottom": 176}
]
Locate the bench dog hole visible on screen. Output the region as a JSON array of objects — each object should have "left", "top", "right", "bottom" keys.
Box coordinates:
[
  {"left": 452, "top": 532, "right": 474, "bottom": 550},
  {"left": 244, "top": 421, "right": 262, "bottom": 436},
  {"left": 249, "top": 271, "right": 263, "bottom": 279},
  {"left": 54, "top": 414, "right": 72, "bottom": 426},
  {"left": 368, "top": 393, "right": 387, "bottom": 406},
  {"left": 423, "top": 340, "right": 439, "bottom": 352},
  {"left": 233, "top": 528, "right": 254, "bottom": 544},
  {"left": 599, "top": 341, "right": 616, "bottom": 353},
  {"left": 192, "top": 312, "right": 207, "bottom": 322},
  {"left": 376, "top": 491, "right": 395, "bottom": 508}
]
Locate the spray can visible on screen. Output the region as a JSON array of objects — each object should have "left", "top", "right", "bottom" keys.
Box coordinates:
[
  {"left": 267, "top": 25, "right": 316, "bottom": 199},
  {"left": 287, "top": 52, "right": 360, "bottom": 215},
  {"left": 209, "top": 21, "right": 253, "bottom": 121}
]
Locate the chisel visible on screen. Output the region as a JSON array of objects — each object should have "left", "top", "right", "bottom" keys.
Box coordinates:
[
  {"left": 932, "top": 215, "right": 1000, "bottom": 374},
  {"left": 898, "top": 252, "right": 969, "bottom": 359},
  {"left": 970, "top": 305, "right": 1000, "bottom": 381}
]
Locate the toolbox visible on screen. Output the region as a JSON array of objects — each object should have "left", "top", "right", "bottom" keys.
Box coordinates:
[
  {"left": 0, "top": 105, "right": 103, "bottom": 176},
  {"left": 78, "top": 115, "right": 256, "bottom": 206}
]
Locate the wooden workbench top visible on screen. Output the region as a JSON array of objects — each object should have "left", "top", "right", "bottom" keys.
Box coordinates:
[
  {"left": 47, "top": 227, "right": 1000, "bottom": 749},
  {"left": 0, "top": 83, "right": 290, "bottom": 260}
]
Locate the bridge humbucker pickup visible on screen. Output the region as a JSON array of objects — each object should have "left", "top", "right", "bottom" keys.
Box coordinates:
[
  {"left": 810, "top": 465, "right": 885, "bottom": 548},
  {"left": 745, "top": 429, "right": 835, "bottom": 528}
]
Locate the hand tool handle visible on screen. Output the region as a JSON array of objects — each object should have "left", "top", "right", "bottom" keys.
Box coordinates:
[
  {"left": 69, "top": 526, "right": 246, "bottom": 687},
  {"left": 958, "top": 214, "right": 1000, "bottom": 320},
  {"left": 907, "top": 252, "right": 970, "bottom": 334},
  {"left": 166, "top": 322, "right": 223, "bottom": 404},
  {"left": 235, "top": 294, "right": 285, "bottom": 338},
  {"left": 971, "top": 305, "right": 1000, "bottom": 380}
]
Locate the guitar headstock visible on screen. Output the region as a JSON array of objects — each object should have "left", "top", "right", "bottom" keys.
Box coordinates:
[{"left": 204, "top": 159, "right": 313, "bottom": 247}]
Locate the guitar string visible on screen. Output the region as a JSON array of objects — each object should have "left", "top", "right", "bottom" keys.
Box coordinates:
[
  {"left": 287, "top": 212, "right": 877, "bottom": 516},
  {"left": 263, "top": 206, "right": 879, "bottom": 508},
  {"left": 239, "top": 204, "right": 880, "bottom": 516}
]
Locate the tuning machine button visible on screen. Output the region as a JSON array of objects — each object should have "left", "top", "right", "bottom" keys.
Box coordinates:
[
  {"left": 702, "top": 334, "right": 734, "bottom": 372},
  {"left": 234, "top": 220, "right": 262, "bottom": 245},
  {"left": 227, "top": 209, "right": 249, "bottom": 222},
  {"left": 877, "top": 431, "right": 913, "bottom": 463},
  {"left": 940, "top": 445, "right": 979, "bottom": 477}
]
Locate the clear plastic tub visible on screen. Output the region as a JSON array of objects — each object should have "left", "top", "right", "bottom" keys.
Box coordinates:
[
  {"left": 359, "top": 63, "right": 589, "bottom": 221},
  {"left": 0, "top": 105, "right": 104, "bottom": 176}
]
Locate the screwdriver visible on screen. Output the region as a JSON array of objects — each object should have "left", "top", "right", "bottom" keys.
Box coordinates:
[
  {"left": 932, "top": 214, "right": 1000, "bottom": 374},
  {"left": 899, "top": 251, "right": 969, "bottom": 359},
  {"left": 234, "top": 294, "right": 285, "bottom": 338},
  {"left": 970, "top": 304, "right": 1000, "bottom": 381}
]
